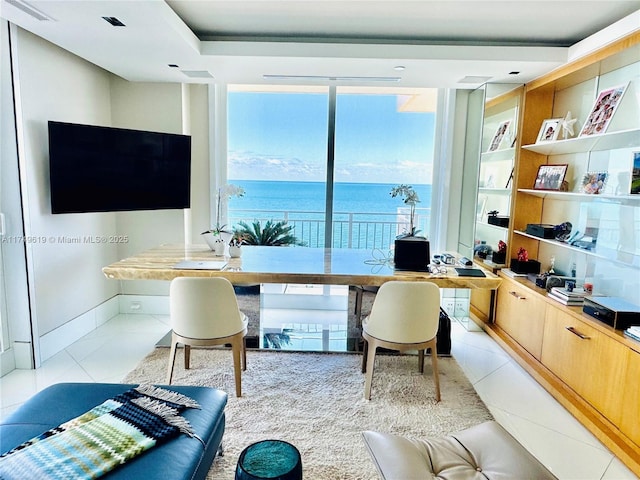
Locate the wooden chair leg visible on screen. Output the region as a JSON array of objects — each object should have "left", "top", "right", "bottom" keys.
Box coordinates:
[
  {"left": 232, "top": 340, "right": 243, "bottom": 397},
  {"left": 242, "top": 337, "right": 247, "bottom": 372},
  {"left": 361, "top": 340, "right": 369, "bottom": 373},
  {"left": 430, "top": 341, "right": 441, "bottom": 402},
  {"left": 364, "top": 342, "right": 377, "bottom": 400},
  {"left": 418, "top": 349, "right": 425, "bottom": 374},
  {"left": 184, "top": 344, "right": 191, "bottom": 370},
  {"left": 166, "top": 337, "right": 178, "bottom": 384}
]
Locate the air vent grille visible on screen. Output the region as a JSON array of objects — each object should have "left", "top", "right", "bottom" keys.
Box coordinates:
[{"left": 102, "top": 16, "right": 126, "bottom": 27}]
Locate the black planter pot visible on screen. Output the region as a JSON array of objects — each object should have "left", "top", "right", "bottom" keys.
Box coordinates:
[{"left": 394, "top": 236, "right": 430, "bottom": 271}]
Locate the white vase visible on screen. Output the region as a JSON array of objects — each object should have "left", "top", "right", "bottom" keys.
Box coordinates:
[
  {"left": 229, "top": 245, "right": 242, "bottom": 258},
  {"left": 202, "top": 231, "right": 231, "bottom": 255}
]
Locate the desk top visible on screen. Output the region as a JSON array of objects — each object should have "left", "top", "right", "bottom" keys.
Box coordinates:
[{"left": 102, "top": 244, "right": 501, "bottom": 289}]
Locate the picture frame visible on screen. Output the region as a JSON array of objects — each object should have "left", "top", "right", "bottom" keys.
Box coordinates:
[
  {"left": 582, "top": 171, "right": 609, "bottom": 195},
  {"left": 536, "top": 118, "right": 562, "bottom": 142},
  {"left": 487, "top": 120, "right": 511, "bottom": 152},
  {"left": 631, "top": 151, "right": 640, "bottom": 195},
  {"left": 533, "top": 164, "right": 568, "bottom": 191},
  {"left": 579, "top": 83, "right": 628, "bottom": 137}
]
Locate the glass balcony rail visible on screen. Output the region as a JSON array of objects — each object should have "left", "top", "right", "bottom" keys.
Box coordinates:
[{"left": 228, "top": 209, "right": 431, "bottom": 250}]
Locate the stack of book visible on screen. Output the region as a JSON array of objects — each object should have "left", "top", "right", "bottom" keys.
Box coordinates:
[
  {"left": 547, "top": 286, "right": 589, "bottom": 306},
  {"left": 624, "top": 326, "right": 640, "bottom": 342}
]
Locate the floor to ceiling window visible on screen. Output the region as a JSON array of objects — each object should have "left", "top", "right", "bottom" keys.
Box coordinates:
[{"left": 226, "top": 85, "right": 436, "bottom": 250}]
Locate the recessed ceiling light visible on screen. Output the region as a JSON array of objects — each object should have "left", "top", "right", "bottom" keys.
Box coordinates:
[{"left": 394, "top": 66, "right": 406, "bottom": 71}]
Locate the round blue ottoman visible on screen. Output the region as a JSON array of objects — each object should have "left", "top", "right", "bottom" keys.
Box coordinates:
[{"left": 235, "top": 440, "right": 302, "bottom": 480}]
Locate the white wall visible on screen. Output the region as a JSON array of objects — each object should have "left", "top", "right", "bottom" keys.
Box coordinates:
[{"left": 11, "top": 28, "right": 120, "bottom": 361}]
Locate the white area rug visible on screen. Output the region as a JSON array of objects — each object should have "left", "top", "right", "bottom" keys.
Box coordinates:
[{"left": 123, "top": 348, "right": 492, "bottom": 479}]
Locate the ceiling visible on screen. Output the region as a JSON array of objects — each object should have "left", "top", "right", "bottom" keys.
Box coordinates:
[{"left": 1, "top": 1, "right": 638, "bottom": 88}]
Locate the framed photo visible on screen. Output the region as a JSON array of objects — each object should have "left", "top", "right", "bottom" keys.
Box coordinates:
[
  {"left": 533, "top": 164, "right": 568, "bottom": 191},
  {"left": 631, "top": 151, "right": 640, "bottom": 195},
  {"left": 579, "top": 83, "right": 628, "bottom": 137},
  {"left": 536, "top": 118, "right": 562, "bottom": 142},
  {"left": 582, "top": 171, "right": 609, "bottom": 194},
  {"left": 487, "top": 120, "right": 510, "bottom": 152}
]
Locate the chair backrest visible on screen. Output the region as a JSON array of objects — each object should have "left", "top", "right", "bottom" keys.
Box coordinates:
[
  {"left": 170, "top": 277, "right": 245, "bottom": 339},
  {"left": 365, "top": 281, "right": 441, "bottom": 344}
]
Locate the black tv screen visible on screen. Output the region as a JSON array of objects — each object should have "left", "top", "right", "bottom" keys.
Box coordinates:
[{"left": 48, "top": 121, "right": 191, "bottom": 214}]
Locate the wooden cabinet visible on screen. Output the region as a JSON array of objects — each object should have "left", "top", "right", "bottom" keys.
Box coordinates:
[
  {"left": 621, "top": 348, "right": 640, "bottom": 446},
  {"left": 541, "top": 306, "right": 626, "bottom": 425},
  {"left": 482, "top": 33, "right": 640, "bottom": 475},
  {"left": 495, "top": 276, "right": 546, "bottom": 359}
]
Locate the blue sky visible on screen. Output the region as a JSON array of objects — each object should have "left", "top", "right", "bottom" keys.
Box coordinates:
[{"left": 227, "top": 91, "right": 435, "bottom": 184}]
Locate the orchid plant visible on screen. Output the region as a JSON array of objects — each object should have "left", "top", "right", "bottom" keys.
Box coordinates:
[
  {"left": 203, "top": 184, "right": 245, "bottom": 235},
  {"left": 390, "top": 184, "right": 421, "bottom": 237}
]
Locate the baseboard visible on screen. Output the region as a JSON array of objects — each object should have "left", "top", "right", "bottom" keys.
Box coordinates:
[{"left": 39, "top": 296, "right": 119, "bottom": 363}]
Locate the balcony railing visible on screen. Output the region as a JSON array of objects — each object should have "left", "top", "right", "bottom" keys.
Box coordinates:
[{"left": 228, "top": 208, "right": 431, "bottom": 250}]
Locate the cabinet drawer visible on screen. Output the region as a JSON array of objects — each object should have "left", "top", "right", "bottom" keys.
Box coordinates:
[
  {"left": 495, "top": 280, "right": 546, "bottom": 359},
  {"left": 541, "top": 306, "right": 626, "bottom": 424}
]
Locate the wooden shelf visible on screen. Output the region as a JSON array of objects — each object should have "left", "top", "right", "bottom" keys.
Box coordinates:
[
  {"left": 476, "top": 220, "right": 508, "bottom": 232},
  {"left": 518, "top": 189, "right": 640, "bottom": 204},
  {"left": 522, "top": 128, "right": 640, "bottom": 155}
]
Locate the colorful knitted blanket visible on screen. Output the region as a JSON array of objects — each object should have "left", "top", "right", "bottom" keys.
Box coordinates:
[{"left": 0, "top": 385, "right": 201, "bottom": 480}]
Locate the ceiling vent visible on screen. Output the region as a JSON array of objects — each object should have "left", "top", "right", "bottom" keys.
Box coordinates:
[
  {"left": 6, "top": 0, "right": 54, "bottom": 21},
  {"left": 263, "top": 75, "right": 401, "bottom": 82},
  {"left": 181, "top": 70, "right": 214, "bottom": 79},
  {"left": 102, "top": 16, "right": 126, "bottom": 27},
  {"left": 458, "top": 75, "right": 493, "bottom": 84}
]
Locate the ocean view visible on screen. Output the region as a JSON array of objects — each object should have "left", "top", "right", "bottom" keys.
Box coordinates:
[{"left": 227, "top": 180, "right": 432, "bottom": 249}]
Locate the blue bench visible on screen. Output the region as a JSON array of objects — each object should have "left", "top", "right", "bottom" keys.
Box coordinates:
[{"left": 0, "top": 383, "right": 227, "bottom": 480}]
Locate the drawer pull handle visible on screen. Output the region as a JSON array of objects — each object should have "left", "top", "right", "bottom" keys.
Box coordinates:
[
  {"left": 566, "top": 326, "right": 590, "bottom": 340},
  {"left": 509, "top": 291, "right": 526, "bottom": 300}
]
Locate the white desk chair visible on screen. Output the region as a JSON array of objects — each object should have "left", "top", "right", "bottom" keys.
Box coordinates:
[
  {"left": 167, "top": 277, "right": 248, "bottom": 397},
  {"left": 361, "top": 281, "right": 441, "bottom": 401}
]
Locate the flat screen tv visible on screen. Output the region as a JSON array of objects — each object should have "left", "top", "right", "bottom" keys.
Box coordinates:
[{"left": 48, "top": 121, "right": 191, "bottom": 214}]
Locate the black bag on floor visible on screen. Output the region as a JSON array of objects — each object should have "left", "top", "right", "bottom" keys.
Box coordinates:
[{"left": 437, "top": 307, "right": 452, "bottom": 356}]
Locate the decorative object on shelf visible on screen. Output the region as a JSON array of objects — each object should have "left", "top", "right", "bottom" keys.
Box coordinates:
[
  {"left": 553, "top": 221, "right": 573, "bottom": 242},
  {"left": 533, "top": 164, "right": 568, "bottom": 191},
  {"left": 578, "top": 83, "right": 628, "bottom": 137},
  {"left": 548, "top": 256, "right": 556, "bottom": 274},
  {"left": 631, "top": 151, "right": 640, "bottom": 194},
  {"left": 487, "top": 120, "right": 511, "bottom": 152},
  {"left": 559, "top": 111, "right": 577, "bottom": 139},
  {"left": 525, "top": 223, "right": 556, "bottom": 239},
  {"left": 510, "top": 247, "right": 541, "bottom": 274},
  {"left": 474, "top": 241, "right": 493, "bottom": 259},
  {"left": 476, "top": 196, "right": 487, "bottom": 221},
  {"left": 202, "top": 183, "right": 245, "bottom": 250},
  {"left": 487, "top": 210, "right": 509, "bottom": 228},
  {"left": 492, "top": 240, "right": 507, "bottom": 265},
  {"left": 581, "top": 171, "right": 608, "bottom": 194},
  {"left": 536, "top": 118, "right": 562, "bottom": 143}
]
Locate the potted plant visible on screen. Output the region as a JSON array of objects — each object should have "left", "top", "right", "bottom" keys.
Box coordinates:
[
  {"left": 202, "top": 184, "right": 245, "bottom": 252},
  {"left": 228, "top": 232, "right": 246, "bottom": 258},
  {"left": 389, "top": 184, "right": 429, "bottom": 271}
]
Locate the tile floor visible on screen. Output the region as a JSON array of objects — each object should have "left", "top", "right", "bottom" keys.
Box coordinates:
[{"left": 0, "top": 312, "right": 636, "bottom": 479}]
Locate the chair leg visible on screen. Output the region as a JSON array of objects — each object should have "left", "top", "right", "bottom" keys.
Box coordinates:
[
  {"left": 242, "top": 336, "right": 247, "bottom": 372},
  {"left": 364, "top": 342, "right": 377, "bottom": 400},
  {"left": 430, "top": 342, "right": 441, "bottom": 402},
  {"left": 361, "top": 339, "right": 369, "bottom": 373},
  {"left": 166, "top": 338, "right": 178, "bottom": 385},
  {"left": 184, "top": 344, "right": 191, "bottom": 370},
  {"left": 418, "top": 348, "right": 425, "bottom": 374},
  {"left": 231, "top": 339, "right": 243, "bottom": 397}
]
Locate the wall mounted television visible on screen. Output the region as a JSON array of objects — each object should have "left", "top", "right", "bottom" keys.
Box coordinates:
[{"left": 48, "top": 121, "right": 191, "bottom": 214}]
